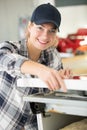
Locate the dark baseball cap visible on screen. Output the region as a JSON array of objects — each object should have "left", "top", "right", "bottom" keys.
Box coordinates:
[{"left": 31, "top": 3, "right": 61, "bottom": 31}]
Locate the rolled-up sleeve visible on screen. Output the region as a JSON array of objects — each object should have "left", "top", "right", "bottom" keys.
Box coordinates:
[{"left": 0, "top": 41, "right": 28, "bottom": 76}]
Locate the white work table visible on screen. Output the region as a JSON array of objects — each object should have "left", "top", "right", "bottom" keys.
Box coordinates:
[{"left": 17, "top": 77, "right": 87, "bottom": 130}]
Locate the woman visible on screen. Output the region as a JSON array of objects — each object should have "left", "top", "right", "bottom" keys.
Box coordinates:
[{"left": 0, "top": 3, "right": 72, "bottom": 130}]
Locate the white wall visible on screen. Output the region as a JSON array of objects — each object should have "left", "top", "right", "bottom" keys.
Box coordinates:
[
  {"left": 0, "top": 0, "right": 87, "bottom": 41},
  {"left": 58, "top": 5, "right": 87, "bottom": 37},
  {"left": 0, "top": 0, "right": 35, "bottom": 41}
]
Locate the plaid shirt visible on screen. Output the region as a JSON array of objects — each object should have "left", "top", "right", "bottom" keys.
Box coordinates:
[{"left": 0, "top": 40, "right": 63, "bottom": 130}]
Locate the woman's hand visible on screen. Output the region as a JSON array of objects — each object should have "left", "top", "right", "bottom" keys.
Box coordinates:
[
  {"left": 58, "top": 68, "right": 73, "bottom": 79},
  {"left": 37, "top": 65, "right": 68, "bottom": 92},
  {"left": 21, "top": 60, "right": 72, "bottom": 92}
]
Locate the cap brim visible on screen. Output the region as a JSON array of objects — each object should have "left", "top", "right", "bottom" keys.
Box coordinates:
[{"left": 35, "top": 19, "right": 60, "bottom": 31}]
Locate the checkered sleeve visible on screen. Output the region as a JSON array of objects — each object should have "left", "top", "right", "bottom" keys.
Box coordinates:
[
  {"left": 0, "top": 41, "right": 28, "bottom": 76},
  {"left": 52, "top": 47, "right": 63, "bottom": 70},
  {"left": 0, "top": 71, "right": 38, "bottom": 130},
  {"left": 0, "top": 41, "right": 39, "bottom": 130},
  {"left": 44, "top": 47, "right": 63, "bottom": 70}
]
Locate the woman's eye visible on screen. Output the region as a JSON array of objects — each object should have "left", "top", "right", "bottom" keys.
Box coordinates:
[
  {"left": 37, "top": 26, "right": 43, "bottom": 30},
  {"left": 49, "top": 29, "right": 56, "bottom": 33}
]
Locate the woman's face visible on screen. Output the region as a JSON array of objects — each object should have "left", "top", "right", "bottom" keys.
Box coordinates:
[{"left": 28, "top": 22, "right": 58, "bottom": 50}]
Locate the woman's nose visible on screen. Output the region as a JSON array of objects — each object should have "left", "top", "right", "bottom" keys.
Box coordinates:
[{"left": 42, "top": 30, "right": 49, "bottom": 40}]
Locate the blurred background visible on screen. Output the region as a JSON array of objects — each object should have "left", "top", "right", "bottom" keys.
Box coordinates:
[
  {"left": 0, "top": 1, "right": 87, "bottom": 128},
  {"left": 0, "top": 0, "right": 87, "bottom": 62},
  {"left": 0, "top": 0, "right": 87, "bottom": 41}
]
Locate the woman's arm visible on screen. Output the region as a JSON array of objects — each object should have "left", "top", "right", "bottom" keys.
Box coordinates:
[
  {"left": 0, "top": 41, "right": 28, "bottom": 75},
  {"left": 21, "top": 60, "right": 68, "bottom": 92}
]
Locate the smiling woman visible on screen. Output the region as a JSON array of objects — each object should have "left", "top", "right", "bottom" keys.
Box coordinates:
[
  {"left": 0, "top": 3, "right": 72, "bottom": 130},
  {"left": 27, "top": 22, "right": 58, "bottom": 51}
]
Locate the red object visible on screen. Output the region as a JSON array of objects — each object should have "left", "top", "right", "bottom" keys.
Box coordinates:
[
  {"left": 73, "top": 76, "right": 80, "bottom": 79},
  {"left": 77, "top": 28, "right": 87, "bottom": 35},
  {"left": 57, "top": 28, "right": 87, "bottom": 53},
  {"left": 57, "top": 38, "right": 80, "bottom": 53}
]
